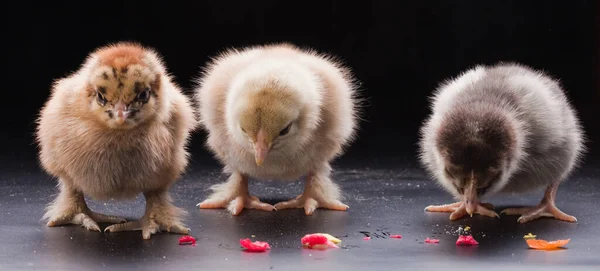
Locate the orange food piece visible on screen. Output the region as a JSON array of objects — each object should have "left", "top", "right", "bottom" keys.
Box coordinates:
[{"left": 526, "top": 238, "right": 570, "bottom": 250}]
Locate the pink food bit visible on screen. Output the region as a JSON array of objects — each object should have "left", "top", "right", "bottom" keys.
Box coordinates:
[
  {"left": 240, "top": 238, "right": 271, "bottom": 252},
  {"left": 424, "top": 238, "right": 439, "bottom": 244},
  {"left": 456, "top": 235, "right": 479, "bottom": 245},
  {"left": 390, "top": 234, "right": 402, "bottom": 239},
  {"left": 178, "top": 235, "right": 196, "bottom": 245},
  {"left": 301, "top": 234, "right": 328, "bottom": 246},
  {"left": 301, "top": 233, "right": 339, "bottom": 249},
  {"left": 363, "top": 236, "right": 371, "bottom": 240}
]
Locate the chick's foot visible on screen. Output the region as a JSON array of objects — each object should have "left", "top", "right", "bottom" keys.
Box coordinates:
[
  {"left": 45, "top": 184, "right": 126, "bottom": 232},
  {"left": 105, "top": 191, "right": 189, "bottom": 239},
  {"left": 500, "top": 183, "right": 576, "bottom": 223},
  {"left": 197, "top": 172, "right": 275, "bottom": 215},
  {"left": 47, "top": 209, "right": 126, "bottom": 232},
  {"left": 425, "top": 201, "right": 498, "bottom": 220},
  {"left": 198, "top": 194, "right": 276, "bottom": 215},
  {"left": 274, "top": 172, "right": 349, "bottom": 215}
]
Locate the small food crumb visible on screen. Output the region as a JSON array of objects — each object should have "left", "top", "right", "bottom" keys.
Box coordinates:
[
  {"left": 179, "top": 236, "right": 196, "bottom": 246},
  {"left": 456, "top": 235, "right": 479, "bottom": 245},
  {"left": 240, "top": 238, "right": 271, "bottom": 252},
  {"left": 425, "top": 238, "right": 439, "bottom": 244},
  {"left": 363, "top": 237, "right": 371, "bottom": 240},
  {"left": 464, "top": 226, "right": 471, "bottom": 231},
  {"left": 523, "top": 233, "right": 537, "bottom": 239},
  {"left": 251, "top": 235, "right": 256, "bottom": 238},
  {"left": 390, "top": 235, "right": 402, "bottom": 239}
]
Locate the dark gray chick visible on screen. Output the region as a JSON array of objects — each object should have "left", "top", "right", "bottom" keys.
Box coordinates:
[{"left": 418, "top": 62, "right": 585, "bottom": 223}]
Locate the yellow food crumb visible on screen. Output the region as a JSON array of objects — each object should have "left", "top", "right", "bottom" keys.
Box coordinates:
[
  {"left": 464, "top": 226, "right": 471, "bottom": 231},
  {"left": 523, "top": 233, "right": 537, "bottom": 239}
]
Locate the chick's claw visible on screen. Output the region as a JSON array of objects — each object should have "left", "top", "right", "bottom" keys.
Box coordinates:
[
  {"left": 47, "top": 212, "right": 101, "bottom": 232},
  {"left": 198, "top": 194, "right": 276, "bottom": 216},
  {"left": 104, "top": 216, "right": 189, "bottom": 240},
  {"left": 500, "top": 204, "right": 577, "bottom": 223},
  {"left": 47, "top": 209, "right": 125, "bottom": 232},
  {"left": 425, "top": 201, "right": 499, "bottom": 220},
  {"left": 500, "top": 183, "right": 577, "bottom": 223},
  {"left": 274, "top": 195, "right": 349, "bottom": 215}
]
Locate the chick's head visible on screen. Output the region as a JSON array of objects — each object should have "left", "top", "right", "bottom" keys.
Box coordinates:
[
  {"left": 86, "top": 43, "right": 164, "bottom": 129},
  {"left": 436, "top": 108, "right": 517, "bottom": 214},
  {"left": 228, "top": 79, "right": 321, "bottom": 166}
]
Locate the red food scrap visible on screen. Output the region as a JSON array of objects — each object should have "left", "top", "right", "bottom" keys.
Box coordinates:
[
  {"left": 390, "top": 235, "right": 402, "bottom": 239},
  {"left": 178, "top": 235, "right": 196, "bottom": 246},
  {"left": 301, "top": 234, "right": 339, "bottom": 249},
  {"left": 456, "top": 235, "right": 479, "bottom": 245},
  {"left": 363, "top": 236, "right": 371, "bottom": 240},
  {"left": 424, "top": 238, "right": 439, "bottom": 244},
  {"left": 240, "top": 238, "right": 271, "bottom": 252}
]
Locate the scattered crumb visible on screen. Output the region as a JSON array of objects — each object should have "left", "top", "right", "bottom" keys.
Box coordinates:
[
  {"left": 425, "top": 238, "right": 439, "bottom": 244},
  {"left": 240, "top": 238, "right": 271, "bottom": 252},
  {"left": 456, "top": 235, "right": 479, "bottom": 245},
  {"left": 179, "top": 236, "right": 196, "bottom": 246}
]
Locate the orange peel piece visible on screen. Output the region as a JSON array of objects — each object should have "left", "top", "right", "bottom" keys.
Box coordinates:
[{"left": 525, "top": 238, "right": 570, "bottom": 250}]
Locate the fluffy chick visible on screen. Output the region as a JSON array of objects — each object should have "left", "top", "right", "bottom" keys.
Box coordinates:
[
  {"left": 419, "top": 62, "right": 584, "bottom": 223},
  {"left": 36, "top": 42, "right": 197, "bottom": 239},
  {"left": 194, "top": 43, "right": 359, "bottom": 216}
]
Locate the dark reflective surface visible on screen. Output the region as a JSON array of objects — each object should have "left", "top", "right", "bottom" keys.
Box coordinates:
[{"left": 1, "top": 154, "right": 598, "bottom": 270}]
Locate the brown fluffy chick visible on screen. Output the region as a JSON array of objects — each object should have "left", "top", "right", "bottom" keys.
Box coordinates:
[
  {"left": 194, "top": 43, "right": 359, "bottom": 216},
  {"left": 36, "top": 42, "right": 197, "bottom": 239},
  {"left": 419, "top": 63, "right": 584, "bottom": 223}
]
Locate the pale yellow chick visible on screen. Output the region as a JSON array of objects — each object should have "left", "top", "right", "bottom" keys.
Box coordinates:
[
  {"left": 195, "top": 43, "right": 360, "bottom": 215},
  {"left": 36, "top": 42, "right": 197, "bottom": 239}
]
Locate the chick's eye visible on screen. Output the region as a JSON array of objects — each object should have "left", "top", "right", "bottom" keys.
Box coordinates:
[
  {"left": 96, "top": 91, "right": 107, "bottom": 106},
  {"left": 136, "top": 88, "right": 150, "bottom": 103},
  {"left": 279, "top": 123, "right": 292, "bottom": 136}
]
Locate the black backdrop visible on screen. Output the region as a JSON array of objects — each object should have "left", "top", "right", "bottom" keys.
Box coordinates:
[{"left": 2, "top": 1, "right": 598, "bottom": 168}]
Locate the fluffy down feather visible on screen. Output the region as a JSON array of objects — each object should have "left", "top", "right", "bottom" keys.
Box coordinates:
[
  {"left": 36, "top": 42, "right": 197, "bottom": 239},
  {"left": 419, "top": 62, "right": 585, "bottom": 223},
  {"left": 194, "top": 43, "right": 360, "bottom": 215}
]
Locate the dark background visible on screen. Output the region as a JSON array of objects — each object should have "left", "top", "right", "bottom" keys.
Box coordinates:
[{"left": 2, "top": 0, "right": 598, "bottom": 168}]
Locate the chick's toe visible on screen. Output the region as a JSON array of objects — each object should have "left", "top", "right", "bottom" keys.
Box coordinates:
[
  {"left": 198, "top": 194, "right": 275, "bottom": 215},
  {"left": 426, "top": 201, "right": 498, "bottom": 220},
  {"left": 500, "top": 183, "right": 576, "bottom": 223}
]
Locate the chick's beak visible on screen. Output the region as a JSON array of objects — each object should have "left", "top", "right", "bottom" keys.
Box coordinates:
[
  {"left": 114, "top": 101, "right": 129, "bottom": 125},
  {"left": 464, "top": 178, "right": 478, "bottom": 217},
  {"left": 254, "top": 129, "right": 270, "bottom": 166}
]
